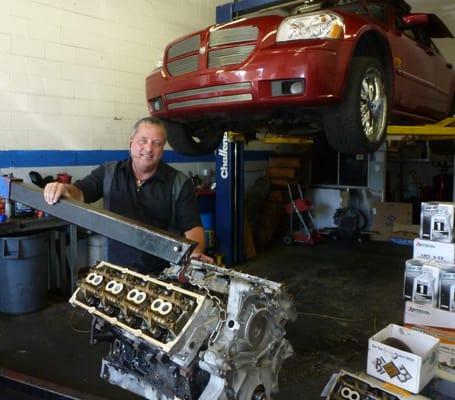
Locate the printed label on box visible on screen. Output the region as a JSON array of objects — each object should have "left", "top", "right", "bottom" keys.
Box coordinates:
[{"left": 413, "top": 239, "right": 455, "bottom": 263}]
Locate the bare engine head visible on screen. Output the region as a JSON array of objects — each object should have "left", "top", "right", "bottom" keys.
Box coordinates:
[{"left": 70, "top": 260, "right": 296, "bottom": 400}]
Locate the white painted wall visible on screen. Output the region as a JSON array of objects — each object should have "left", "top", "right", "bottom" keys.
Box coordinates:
[{"left": 0, "top": 0, "right": 225, "bottom": 151}]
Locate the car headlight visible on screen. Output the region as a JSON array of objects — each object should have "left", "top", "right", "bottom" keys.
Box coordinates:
[{"left": 276, "top": 12, "right": 344, "bottom": 42}]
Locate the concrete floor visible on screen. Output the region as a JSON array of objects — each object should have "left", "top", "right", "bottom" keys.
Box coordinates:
[{"left": 0, "top": 239, "right": 411, "bottom": 399}]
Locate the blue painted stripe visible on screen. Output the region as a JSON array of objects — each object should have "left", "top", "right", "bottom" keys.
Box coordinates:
[{"left": 0, "top": 150, "right": 271, "bottom": 168}]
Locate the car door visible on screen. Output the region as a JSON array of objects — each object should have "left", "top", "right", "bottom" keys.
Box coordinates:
[
  {"left": 422, "top": 14, "right": 454, "bottom": 116},
  {"left": 388, "top": 19, "right": 438, "bottom": 119}
]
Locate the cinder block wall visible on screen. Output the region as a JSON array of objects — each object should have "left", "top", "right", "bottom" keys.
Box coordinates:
[
  {"left": 0, "top": 0, "right": 224, "bottom": 152},
  {"left": 409, "top": 0, "right": 455, "bottom": 65}
]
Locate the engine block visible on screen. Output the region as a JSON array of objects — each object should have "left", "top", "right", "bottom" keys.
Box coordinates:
[{"left": 70, "top": 260, "right": 296, "bottom": 400}]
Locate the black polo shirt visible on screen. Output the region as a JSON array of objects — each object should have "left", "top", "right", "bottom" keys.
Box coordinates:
[{"left": 74, "top": 160, "right": 201, "bottom": 274}]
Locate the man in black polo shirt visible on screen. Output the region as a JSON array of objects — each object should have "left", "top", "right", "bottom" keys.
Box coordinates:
[{"left": 43, "top": 117, "right": 212, "bottom": 275}]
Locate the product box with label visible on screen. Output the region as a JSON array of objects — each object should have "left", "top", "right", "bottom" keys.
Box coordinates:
[
  {"left": 367, "top": 324, "right": 439, "bottom": 393},
  {"left": 412, "top": 262, "right": 441, "bottom": 308},
  {"left": 440, "top": 269, "right": 455, "bottom": 312},
  {"left": 420, "top": 202, "right": 455, "bottom": 243},
  {"left": 413, "top": 238, "right": 455, "bottom": 263},
  {"left": 404, "top": 301, "right": 455, "bottom": 370},
  {"left": 404, "top": 258, "right": 425, "bottom": 301}
]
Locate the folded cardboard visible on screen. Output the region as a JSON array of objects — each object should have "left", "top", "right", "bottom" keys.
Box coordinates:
[
  {"left": 413, "top": 239, "right": 455, "bottom": 263},
  {"left": 367, "top": 324, "right": 439, "bottom": 393},
  {"left": 393, "top": 222, "right": 420, "bottom": 240},
  {"left": 371, "top": 202, "right": 412, "bottom": 241}
]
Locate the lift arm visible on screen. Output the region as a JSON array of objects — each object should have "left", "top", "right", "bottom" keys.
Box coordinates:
[
  {"left": 387, "top": 117, "right": 455, "bottom": 139},
  {"left": 0, "top": 176, "right": 196, "bottom": 266}
]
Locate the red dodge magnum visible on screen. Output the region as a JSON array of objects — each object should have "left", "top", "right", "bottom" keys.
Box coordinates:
[{"left": 146, "top": 0, "right": 455, "bottom": 155}]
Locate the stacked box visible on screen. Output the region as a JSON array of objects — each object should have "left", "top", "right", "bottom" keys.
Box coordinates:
[
  {"left": 420, "top": 202, "right": 455, "bottom": 243},
  {"left": 402, "top": 202, "right": 455, "bottom": 374}
]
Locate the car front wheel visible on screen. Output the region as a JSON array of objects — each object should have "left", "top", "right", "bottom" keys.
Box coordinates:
[
  {"left": 323, "top": 56, "right": 388, "bottom": 154},
  {"left": 163, "top": 120, "right": 224, "bottom": 156}
]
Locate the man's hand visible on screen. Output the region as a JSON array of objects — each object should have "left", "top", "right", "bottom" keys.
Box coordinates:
[
  {"left": 43, "top": 182, "right": 83, "bottom": 205},
  {"left": 190, "top": 251, "right": 214, "bottom": 264}
]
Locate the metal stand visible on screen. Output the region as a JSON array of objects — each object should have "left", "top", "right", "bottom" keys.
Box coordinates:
[{"left": 215, "top": 132, "right": 245, "bottom": 266}]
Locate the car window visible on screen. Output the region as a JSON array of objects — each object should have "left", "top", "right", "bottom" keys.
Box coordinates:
[
  {"left": 367, "top": 4, "right": 386, "bottom": 23},
  {"left": 333, "top": 4, "right": 368, "bottom": 16},
  {"left": 397, "top": 17, "right": 416, "bottom": 40},
  {"left": 429, "top": 39, "right": 440, "bottom": 55},
  {"left": 414, "top": 28, "right": 432, "bottom": 49}
]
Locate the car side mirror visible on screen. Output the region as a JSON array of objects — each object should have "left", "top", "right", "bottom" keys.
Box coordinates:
[{"left": 401, "top": 13, "right": 429, "bottom": 28}]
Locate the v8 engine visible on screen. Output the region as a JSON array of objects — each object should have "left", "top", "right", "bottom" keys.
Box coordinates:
[{"left": 69, "top": 260, "right": 296, "bottom": 400}]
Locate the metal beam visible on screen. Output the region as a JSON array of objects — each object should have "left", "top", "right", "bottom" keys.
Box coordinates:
[
  {"left": 0, "top": 178, "right": 196, "bottom": 265},
  {"left": 262, "top": 134, "right": 313, "bottom": 144},
  {"left": 387, "top": 118, "right": 455, "bottom": 137}
]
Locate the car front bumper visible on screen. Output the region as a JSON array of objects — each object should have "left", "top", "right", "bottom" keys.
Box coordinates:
[{"left": 146, "top": 39, "right": 354, "bottom": 122}]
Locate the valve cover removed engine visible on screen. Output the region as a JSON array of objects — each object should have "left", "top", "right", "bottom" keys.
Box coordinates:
[{"left": 69, "top": 260, "right": 296, "bottom": 400}]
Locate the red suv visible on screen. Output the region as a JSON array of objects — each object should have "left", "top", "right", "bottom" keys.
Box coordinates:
[{"left": 146, "top": 0, "right": 455, "bottom": 155}]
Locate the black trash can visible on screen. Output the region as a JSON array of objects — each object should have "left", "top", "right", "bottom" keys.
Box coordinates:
[{"left": 0, "top": 231, "right": 49, "bottom": 314}]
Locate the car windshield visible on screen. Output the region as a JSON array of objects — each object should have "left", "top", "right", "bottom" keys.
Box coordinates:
[{"left": 293, "top": 0, "right": 364, "bottom": 15}]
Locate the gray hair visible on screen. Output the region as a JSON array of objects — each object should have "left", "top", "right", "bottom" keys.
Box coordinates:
[{"left": 130, "top": 117, "right": 167, "bottom": 141}]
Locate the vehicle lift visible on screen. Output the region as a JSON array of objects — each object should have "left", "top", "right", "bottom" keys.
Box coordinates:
[
  {"left": 214, "top": 0, "right": 312, "bottom": 266},
  {"left": 214, "top": 0, "right": 455, "bottom": 266}
]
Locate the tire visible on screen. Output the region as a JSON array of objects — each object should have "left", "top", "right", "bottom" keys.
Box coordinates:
[
  {"left": 282, "top": 235, "right": 293, "bottom": 245},
  {"left": 163, "top": 120, "right": 224, "bottom": 156},
  {"left": 323, "top": 57, "right": 388, "bottom": 154}
]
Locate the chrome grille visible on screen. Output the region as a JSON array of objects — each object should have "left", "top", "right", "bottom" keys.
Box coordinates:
[
  {"left": 168, "top": 34, "right": 200, "bottom": 58},
  {"left": 166, "top": 82, "right": 252, "bottom": 100},
  {"left": 209, "top": 26, "right": 258, "bottom": 47},
  {"left": 208, "top": 45, "right": 255, "bottom": 68},
  {"left": 168, "top": 94, "right": 253, "bottom": 110},
  {"left": 167, "top": 55, "right": 198, "bottom": 76}
]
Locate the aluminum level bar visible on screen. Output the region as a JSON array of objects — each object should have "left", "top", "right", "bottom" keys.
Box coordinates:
[{"left": 0, "top": 178, "right": 196, "bottom": 265}]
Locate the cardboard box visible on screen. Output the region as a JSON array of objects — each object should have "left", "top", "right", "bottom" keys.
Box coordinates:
[
  {"left": 267, "top": 167, "right": 296, "bottom": 179},
  {"left": 269, "top": 190, "right": 286, "bottom": 203},
  {"left": 413, "top": 239, "right": 455, "bottom": 263},
  {"left": 394, "top": 223, "right": 420, "bottom": 239},
  {"left": 440, "top": 269, "right": 455, "bottom": 312},
  {"left": 404, "top": 301, "right": 455, "bottom": 330},
  {"left": 404, "top": 301, "right": 455, "bottom": 370},
  {"left": 420, "top": 202, "right": 455, "bottom": 243},
  {"left": 405, "top": 325, "right": 455, "bottom": 370},
  {"left": 371, "top": 202, "right": 412, "bottom": 241},
  {"left": 269, "top": 156, "right": 301, "bottom": 168},
  {"left": 367, "top": 324, "right": 439, "bottom": 393}
]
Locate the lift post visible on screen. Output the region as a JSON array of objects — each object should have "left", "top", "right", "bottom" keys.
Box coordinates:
[{"left": 215, "top": 132, "right": 245, "bottom": 266}]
